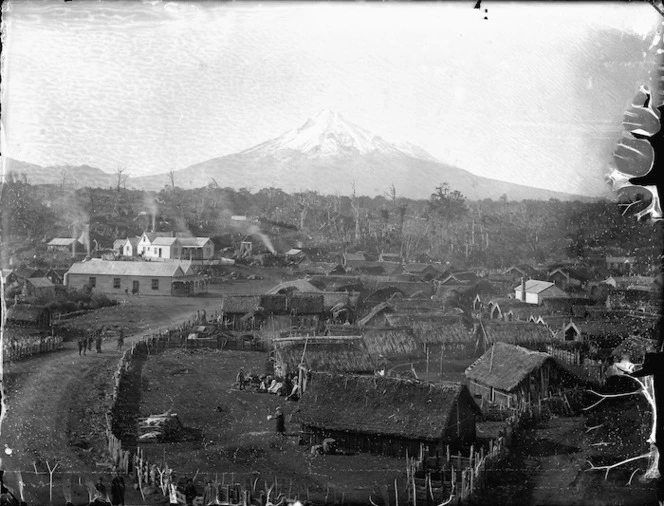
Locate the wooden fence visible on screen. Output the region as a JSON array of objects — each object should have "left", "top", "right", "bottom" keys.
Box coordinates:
[
  {"left": 2, "top": 334, "right": 63, "bottom": 362},
  {"left": 405, "top": 401, "right": 548, "bottom": 505},
  {"left": 546, "top": 344, "right": 581, "bottom": 366}
]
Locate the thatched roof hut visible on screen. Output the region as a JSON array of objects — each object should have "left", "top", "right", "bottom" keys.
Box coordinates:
[
  {"left": 272, "top": 336, "right": 375, "bottom": 377},
  {"left": 325, "top": 323, "right": 363, "bottom": 336},
  {"left": 357, "top": 302, "right": 394, "bottom": 327},
  {"left": 386, "top": 313, "right": 475, "bottom": 347},
  {"left": 5, "top": 304, "right": 51, "bottom": 327},
  {"left": 388, "top": 298, "right": 443, "bottom": 313},
  {"left": 465, "top": 342, "right": 553, "bottom": 393},
  {"left": 294, "top": 372, "right": 481, "bottom": 456},
  {"left": 478, "top": 321, "right": 553, "bottom": 350},
  {"left": 361, "top": 326, "right": 419, "bottom": 358},
  {"left": 221, "top": 295, "right": 261, "bottom": 314}
]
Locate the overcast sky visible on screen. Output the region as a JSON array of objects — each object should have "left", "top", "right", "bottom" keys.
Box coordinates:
[{"left": 2, "top": 1, "right": 661, "bottom": 196}]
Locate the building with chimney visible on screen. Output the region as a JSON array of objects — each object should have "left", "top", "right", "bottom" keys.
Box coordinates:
[{"left": 514, "top": 279, "right": 569, "bottom": 305}]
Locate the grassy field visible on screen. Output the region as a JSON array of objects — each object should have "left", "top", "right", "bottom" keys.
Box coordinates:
[{"left": 137, "top": 348, "right": 407, "bottom": 505}]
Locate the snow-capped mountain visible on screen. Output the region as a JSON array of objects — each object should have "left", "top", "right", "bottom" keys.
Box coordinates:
[
  {"left": 12, "top": 110, "right": 596, "bottom": 201},
  {"left": 128, "top": 110, "right": 592, "bottom": 200},
  {"left": 242, "top": 109, "right": 407, "bottom": 158}
]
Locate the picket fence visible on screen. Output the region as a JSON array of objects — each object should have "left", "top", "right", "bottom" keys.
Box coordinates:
[{"left": 2, "top": 334, "right": 63, "bottom": 362}]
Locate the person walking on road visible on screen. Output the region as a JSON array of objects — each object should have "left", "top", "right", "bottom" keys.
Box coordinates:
[
  {"left": 96, "top": 329, "right": 104, "bottom": 353},
  {"left": 117, "top": 329, "right": 125, "bottom": 351}
]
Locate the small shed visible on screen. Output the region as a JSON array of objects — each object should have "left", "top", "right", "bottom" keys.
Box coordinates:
[
  {"left": 294, "top": 372, "right": 481, "bottom": 457},
  {"left": 465, "top": 342, "right": 575, "bottom": 410}
]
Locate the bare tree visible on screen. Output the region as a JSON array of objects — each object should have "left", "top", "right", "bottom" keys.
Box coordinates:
[
  {"left": 59, "top": 167, "right": 68, "bottom": 191},
  {"left": 168, "top": 168, "right": 176, "bottom": 190},
  {"left": 114, "top": 165, "right": 129, "bottom": 191},
  {"left": 350, "top": 182, "right": 361, "bottom": 242}
]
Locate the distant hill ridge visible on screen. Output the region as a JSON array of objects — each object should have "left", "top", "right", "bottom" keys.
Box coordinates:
[{"left": 5, "top": 111, "right": 601, "bottom": 201}]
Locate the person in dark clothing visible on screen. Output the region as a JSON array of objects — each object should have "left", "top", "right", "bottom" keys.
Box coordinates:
[
  {"left": 268, "top": 406, "right": 286, "bottom": 435},
  {"left": 87, "top": 335, "right": 93, "bottom": 352},
  {"left": 110, "top": 472, "right": 125, "bottom": 506},
  {"left": 202, "top": 480, "right": 216, "bottom": 505},
  {"left": 183, "top": 479, "right": 197, "bottom": 506},
  {"left": 96, "top": 332, "right": 103, "bottom": 353},
  {"left": 78, "top": 337, "right": 87, "bottom": 356},
  {"left": 117, "top": 329, "right": 125, "bottom": 351},
  {"left": 236, "top": 367, "right": 246, "bottom": 390},
  {"left": 95, "top": 477, "right": 107, "bottom": 500}
]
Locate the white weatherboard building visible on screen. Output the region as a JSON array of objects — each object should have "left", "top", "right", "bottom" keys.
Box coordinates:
[
  {"left": 64, "top": 259, "right": 208, "bottom": 296},
  {"left": 514, "top": 279, "right": 569, "bottom": 305}
]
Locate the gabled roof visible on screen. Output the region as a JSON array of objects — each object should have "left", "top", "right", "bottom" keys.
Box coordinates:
[
  {"left": 437, "top": 271, "right": 479, "bottom": 284},
  {"left": 480, "top": 321, "right": 553, "bottom": 346},
  {"left": 294, "top": 373, "right": 481, "bottom": 440},
  {"left": 140, "top": 232, "right": 174, "bottom": 243},
  {"left": 465, "top": 342, "right": 553, "bottom": 392},
  {"left": 516, "top": 279, "right": 569, "bottom": 296},
  {"left": 113, "top": 239, "right": 127, "bottom": 249},
  {"left": 260, "top": 294, "right": 288, "bottom": 313},
  {"left": 26, "top": 277, "right": 55, "bottom": 289},
  {"left": 47, "top": 238, "right": 80, "bottom": 247},
  {"left": 343, "top": 252, "right": 367, "bottom": 261},
  {"left": 504, "top": 264, "right": 539, "bottom": 277},
  {"left": 151, "top": 236, "right": 180, "bottom": 246},
  {"left": 178, "top": 237, "right": 212, "bottom": 248},
  {"left": 273, "top": 336, "right": 375, "bottom": 374},
  {"left": 66, "top": 260, "right": 185, "bottom": 278}
]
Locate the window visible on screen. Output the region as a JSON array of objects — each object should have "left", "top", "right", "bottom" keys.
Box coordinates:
[
  {"left": 89, "top": 277, "right": 96, "bottom": 287},
  {"left": 113, "top": 278, "right": 121, "bottom": 289},
  {"left": 158, "top": 248, "right": 162, "bottom": 258},
  {"left": 152, "top": 279, "right": 159, "bottom": 290}
]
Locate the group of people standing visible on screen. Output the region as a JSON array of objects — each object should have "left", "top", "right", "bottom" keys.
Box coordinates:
[{"left": 77, "top": 328, "right": 125, "bottom": 356}]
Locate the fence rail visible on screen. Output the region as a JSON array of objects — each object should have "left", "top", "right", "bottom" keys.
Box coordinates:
[{"left": 2, "top": 334, "right": 63, "bottom": 362}]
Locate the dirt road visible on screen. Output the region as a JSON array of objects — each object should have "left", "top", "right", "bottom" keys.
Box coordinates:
[{"left": 0, "top": 287, "right": 252, "bottom": 505}]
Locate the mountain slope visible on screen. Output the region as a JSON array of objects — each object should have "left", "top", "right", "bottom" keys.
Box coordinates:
[
  {"left": 130, "top": 110, "right": 598, "bottom": 200},
  {"left": 5, "top": 110, "right": 602, "bottom": 201}
]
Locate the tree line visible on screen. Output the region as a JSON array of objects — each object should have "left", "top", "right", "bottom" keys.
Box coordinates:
[{"left": 1, "top": 172, "right": 661, "bottom": 271}]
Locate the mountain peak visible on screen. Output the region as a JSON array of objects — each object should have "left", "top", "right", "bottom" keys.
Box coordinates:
[{"left": 244, "top": 110, "right": 404, "bottom": 158}]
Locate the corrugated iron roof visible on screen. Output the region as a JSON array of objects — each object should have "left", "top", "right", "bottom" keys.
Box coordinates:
[
  {"left": 66, "top": 260, "right": 185, "bottom": 277},
  {"left": 47, "top": 238, "right": 79, "bottom": 246}
]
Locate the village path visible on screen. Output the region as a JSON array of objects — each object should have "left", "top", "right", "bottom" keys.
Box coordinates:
[{"left": 0, "top": 291, "right": 234, "bottom": 504}]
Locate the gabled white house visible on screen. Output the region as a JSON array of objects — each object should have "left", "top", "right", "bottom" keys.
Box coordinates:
[
  {"left": 514, "top": 279, "right": 569, "bottom": 305},
  {"left": 178, "top": 237, "right": 215, "bottom": 260},
  {"left": 136, "top": 232, "right": 174, "bottom": 256},
  {"left": 145, "top": 236, "right": 181, "bottom": 259},
  {"left": 122, "top": 237, "right": 140, "bottom": 257}
]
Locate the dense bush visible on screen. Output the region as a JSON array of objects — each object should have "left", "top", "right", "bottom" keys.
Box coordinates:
[{"left": 33, "top": 286, "right": 118, "bottom": 314}]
